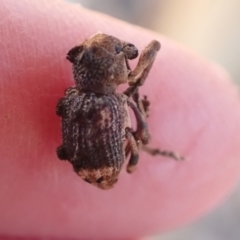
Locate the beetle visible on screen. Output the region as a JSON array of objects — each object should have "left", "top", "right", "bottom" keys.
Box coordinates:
[{"left": 56, "top": 33, "right": 182, "bottom": 190}]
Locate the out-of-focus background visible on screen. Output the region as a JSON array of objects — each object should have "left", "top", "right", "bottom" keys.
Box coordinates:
[{"left": 67, "top": 1, "right": 240, "bottom": 239}]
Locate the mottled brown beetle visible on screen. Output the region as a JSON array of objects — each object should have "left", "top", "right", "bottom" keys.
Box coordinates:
[{"left": 56, "top": 33, "right": 183, "bottom": 190}]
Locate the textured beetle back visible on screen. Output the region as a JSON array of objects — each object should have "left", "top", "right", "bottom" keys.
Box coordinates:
[{"left": 60, "top": 88, "right": 130, "bottom": 189}]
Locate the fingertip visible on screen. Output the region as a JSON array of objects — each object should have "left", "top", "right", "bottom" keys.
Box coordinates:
[{"left": 1, "top": 1, "right": 240, "bottom": 239}]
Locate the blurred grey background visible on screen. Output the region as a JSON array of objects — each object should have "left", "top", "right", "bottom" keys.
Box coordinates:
[{"left": 67, "top": 1, "right": 240, "bottom": 239}]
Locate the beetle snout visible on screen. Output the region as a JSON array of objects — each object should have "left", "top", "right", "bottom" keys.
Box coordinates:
[
  {"left": 128, "top": 48, "right": 138, "bottom": 59},
  {"left": 122, "top": 44, "right": 138, "bottom": 60}
]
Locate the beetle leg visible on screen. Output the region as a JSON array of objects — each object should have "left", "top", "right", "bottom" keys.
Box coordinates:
[
  {"left": 124, "top": 86, "right": 150, "bottom": 120},
  {"left": 125, "top": 129, "right": 139, "bottom": 173},
  {"left": 56, "top": 98, "right": 67, "bottom": 117},
  {"left": 128, "top": 40, "right": 160, "bottom": 87},
  {"left": 56, "top": 145, "right": 68, "bottom": 160},
  {"left": 124, "top": 41, "right": 160, "bottom": 99},
  {"left": 127, "top": 98, "right": 150, "bottom": 145},
  {"left": 132, "top": 92, "right": 150, "bottom": 119},
  {"left": 141, "top": 95, "right": 150, "bottom": 118},
  {"left": 124, "top": 41, "right": 159, "bottom": 118},
  {"left": 142, "top": 145, "right": 184, "bottom": 161},
  {"left": 125, "top": 141, "right": 131, "bottom": 159}
]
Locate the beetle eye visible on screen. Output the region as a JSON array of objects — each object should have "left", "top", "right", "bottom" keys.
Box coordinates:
[{"left": 115, "top": 45, "right": 122, "bottom": 54}]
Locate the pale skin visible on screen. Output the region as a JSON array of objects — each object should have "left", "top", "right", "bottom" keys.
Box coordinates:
[{"left": 1, "top": 0, "right": 240, "bottom": 239}]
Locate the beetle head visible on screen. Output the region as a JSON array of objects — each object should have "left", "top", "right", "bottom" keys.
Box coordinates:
[{"left": 66, "top": 33, "right": 138, "bottom": 94}]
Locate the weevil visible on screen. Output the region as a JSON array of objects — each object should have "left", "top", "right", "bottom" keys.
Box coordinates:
[{"left": 56, "top": 33, "right": 183, "bottom": 190}]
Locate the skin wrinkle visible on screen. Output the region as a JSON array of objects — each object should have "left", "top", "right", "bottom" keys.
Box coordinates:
[{"left": 1, "top": 0, "right": 240, "bottom": 239}]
